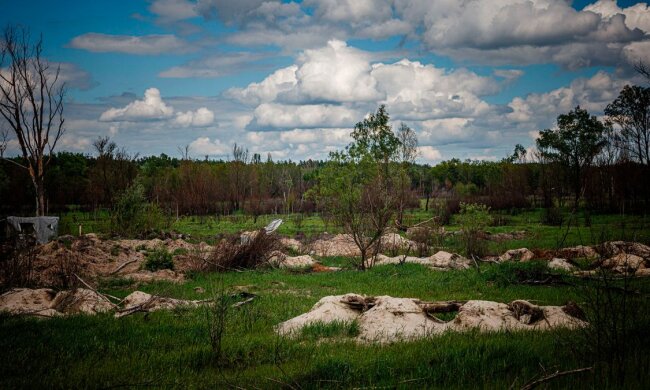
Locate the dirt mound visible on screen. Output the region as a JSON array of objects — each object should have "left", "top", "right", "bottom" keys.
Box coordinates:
[
  {"left": 8, "top": 235, "right": 208, "bottom": 288},
  {"left": 558, "top": 245, "right": 598, "bottom": 259},
  {"left": 0, "top": 288, "right": 59, "bottom": 316},
  {"left": 115, "top": 291, "right": 206, "bottom": 318},
  {"left": 276, "top": 293, "right": 364, "bottom": 335},
  {"left": 0, "top": 288, "right": 113, "bottom": 317},
  {"left": 598, "top": 241, "right": 650, "bottom": 259},
  {"left": 357, "top": 296, "right": 441, "bottom": 343},
  {"left": 308, "top": 233, "right": 415, "bottom": 257},
  {"left": 374, "top": 251, "right": 470, "bottom": 270},
  {"left": 0, "top": 287, "right": 210, "bottom": 318},
  {"left": 600, "top": 253, "right": 647, "bottom": 274},
  {"left": 276, "top": 294, "right": 587, "bottom": 343},
  {"left": 498, "top": 248, "right": 535, "bottom": 262},
  {"left": 308, "top": 234, "right": 360, "bottom": 257},
  {"left": 548, "top": 258, "right": 576, "bottom": 272},
  {"left": 280, "top": 237, "right": 302, "bottom": 252}
]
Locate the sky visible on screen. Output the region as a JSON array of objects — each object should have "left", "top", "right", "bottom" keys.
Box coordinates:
[{"left": 2, "top": 0, "right": 650, "bottom": 163}]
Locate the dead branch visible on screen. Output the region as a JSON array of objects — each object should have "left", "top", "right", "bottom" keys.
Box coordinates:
[
  {"left": 110, "top": 258, "right": 138, "bottom": 275},
  {"left": 73, "top": 273, "right": 118, "bottom": 308},
  {"left": 520, "top": 366, "right": 592, "bottom": 390}
]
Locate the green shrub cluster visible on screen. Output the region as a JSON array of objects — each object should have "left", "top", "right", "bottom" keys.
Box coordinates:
[
  {"left": 144, "top": 247, "right": 174, "bottom": 271},
  {"left": 110, "top": 183, "right": 167, "bottom": 237}
]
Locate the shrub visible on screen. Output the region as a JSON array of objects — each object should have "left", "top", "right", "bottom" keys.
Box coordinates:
[
  {"left": 144, "top": 247, "right": 174, "bottom": 271},
  {"left": 206, "top": 230, "right": 282, "bottom": 271},
  {"left": 456, "top": 202, "right": 492, "bottom": 258},
  {"left": 110, "top": 183, "right": 167, "bottom": 237}
]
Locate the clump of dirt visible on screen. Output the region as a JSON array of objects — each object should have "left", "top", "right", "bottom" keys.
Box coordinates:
[{"left": 277, "top": 294, "right": 587, "bottom": 343}]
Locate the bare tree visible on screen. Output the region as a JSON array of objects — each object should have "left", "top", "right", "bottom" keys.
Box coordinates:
[
  {"left": 0, "top": 126, "right": 7, "bottom": 158},
  {"left": 177, "top": 144, "right": 190, "bottom": 160},
  {"left": 0, "top": 25, "right": 65, "bottom": 215}
]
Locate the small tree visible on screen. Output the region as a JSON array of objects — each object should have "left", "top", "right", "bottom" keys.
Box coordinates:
[
  {"left": 0, "top": 25, "right": 66, "bottom": 215},
  {"left": 456, "top": 202, "right": 492, "bottom": 258},
  {"left": 318, "top": 106, "right": 402, "bottom": 270},
  {"left": 395, "top": 122, "right": 418, "bottom": 225},
  {"left": 536, "top": 106, "right": 606, "bottom": 208}
]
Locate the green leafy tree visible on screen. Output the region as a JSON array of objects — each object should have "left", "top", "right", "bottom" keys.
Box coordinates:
[
  {"left": 536, "top": 106, "right": 606, "bottom": 208},
  {"left": 604, "top": 84, "right": 650, "bottom": 166},
  {"left": 316, "top": 106, "right": 402, "bottom": 270}
]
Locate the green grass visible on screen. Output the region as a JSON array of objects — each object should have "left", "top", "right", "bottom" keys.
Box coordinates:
[
  {"left": 3, "top": 263, "right": 650, "bottom": 388},
  {"left": 17, "top": 207, "right": 649, "bottom": 387},
  {"left": 58, "top": 207, "right": 650, "bottom": 252}
]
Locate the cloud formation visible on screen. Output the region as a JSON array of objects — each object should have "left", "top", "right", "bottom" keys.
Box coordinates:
[
  {"left": 99, "top": 88, "right": 214, "bottom": 128},
  {"left": 69, "top": 33, "right": 194, "bottom": 55}
]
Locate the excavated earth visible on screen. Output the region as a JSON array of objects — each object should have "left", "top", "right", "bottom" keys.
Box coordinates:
[
  {"left": 276, "top": 294, "right": 588, "bottom": 343},
  {"left": 0, "top": 287, "right": 209, "bottom": 318}
]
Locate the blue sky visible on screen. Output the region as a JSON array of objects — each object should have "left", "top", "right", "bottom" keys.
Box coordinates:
[{"left": 2, "top": 0, "right": 650, "bottom": 162}]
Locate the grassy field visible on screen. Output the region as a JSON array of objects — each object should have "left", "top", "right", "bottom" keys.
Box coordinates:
[
  {"left": 2, "top": 261, "right": 650, "bottom": 388},
  {"left": 5, "top": 207, "right": 648, "bottom": 388},
  {"left": 59, "top": 206, "right": 650, "bottom": 252}
]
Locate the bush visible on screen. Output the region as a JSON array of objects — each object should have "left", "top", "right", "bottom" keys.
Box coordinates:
[
  {"left": 110, "top": 183, "right": 167, "bottom": 237},
  {"left": 144, "top": 247, "right": 174, "bottom": 271},
  {"left": 206, "top": 230, "right": 282, "bottom": 271},
  {"left": 456, "top": 202, "right": 492, "bottom": 258}
]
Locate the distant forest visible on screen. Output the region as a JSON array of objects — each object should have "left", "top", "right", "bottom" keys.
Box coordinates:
[{"left": 2, "top": 136, "right": 649, "bottom": 218}]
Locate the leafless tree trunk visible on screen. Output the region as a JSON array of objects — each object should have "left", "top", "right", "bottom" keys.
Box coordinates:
[{"left": 0, "top": 25, "right": 65, "bottom": 216}]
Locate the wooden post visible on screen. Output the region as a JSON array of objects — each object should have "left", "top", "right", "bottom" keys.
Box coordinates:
[{"left": 78, "top": 224, "right": 82, "bottom": 236}]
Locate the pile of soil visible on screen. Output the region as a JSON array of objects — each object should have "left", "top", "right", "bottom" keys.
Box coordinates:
[
  {"left": 276, "top": 294, "right": 587, "bottom": 343},
  {"left": 307, "top": 233, "right": 416, "bottom": 257},
  {"left": 0, "top": 287, "right": 209, "bottom": 318},
  {"left": 0, "top": 288, "right": 113, "bottom": 317},
  {"left": 374, "top": 251, "right": 471, "bottom": 270}
]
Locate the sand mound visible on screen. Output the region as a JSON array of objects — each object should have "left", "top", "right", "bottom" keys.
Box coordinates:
[
  {"left": 498, "top": 248, "right": 535, "bottom": 262},
  {"left": 548, "top": 258, "right": 576, "bottom": 272},
  {"left": 308, "top": 233, "right": 415, "bottom": 257},
  {"left": 6, "top": 235, "right": 209, "bottom": 288},
  {"left": 115, "top": 291, "right": 206, "bottom": 318},
  {"left": 374, "top": 251, "right": 471, "bottom": 270},
  {"left": 0, "top": 288, "right": 113, "bottom": 317},
  {"left": 558, "top": 245, "right": 598, "bottom": 259},
  {"left": 276, "top": 293, "right": 363, "bottom": 335},
  {"left": 276, "top": 294, "right": 587, "bottom": 343}
]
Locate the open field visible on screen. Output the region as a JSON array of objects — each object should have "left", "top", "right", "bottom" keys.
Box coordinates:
[
  {"left": 2, "top": 262, "right": 650, "bottom": 388},
  {"left": 2, "top": 209, "right": 650, "bottom": 388},
  {"left": 59, "top": 207, "right": 650, "bottom": 250}
]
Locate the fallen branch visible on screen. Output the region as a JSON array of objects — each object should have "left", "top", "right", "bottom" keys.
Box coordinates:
[
  {"left": 232, "top": 297, "right": 255, "bottom": 308},
  {"left": 111, "top": 259, "right": 138, "bottom": 275},
  {"left": 74, "top": 273, "right": 118, "bottom": 309},
  {"left": 520, "top": 367, "right": 592, "bottom": 390}
]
